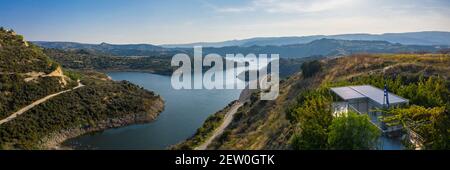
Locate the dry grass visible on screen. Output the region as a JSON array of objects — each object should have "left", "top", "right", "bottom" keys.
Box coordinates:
[{"left": 206, "top": 53, "right": 450, "bottom": 150}]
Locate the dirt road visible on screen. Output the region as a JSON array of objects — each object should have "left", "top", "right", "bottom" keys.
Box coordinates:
[
  {"left": 195, "top": 102, "right": 243, "bottom": 150},
  {"left": 0, "top": 82, "right": 84, "bottom": 126}
]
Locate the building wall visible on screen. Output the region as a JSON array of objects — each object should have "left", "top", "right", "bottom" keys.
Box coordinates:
[{"left": 348, "top": 98, "right": 369, "bottom": 114}]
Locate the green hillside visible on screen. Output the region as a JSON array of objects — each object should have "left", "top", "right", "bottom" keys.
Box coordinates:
[
  {"left": 0, "top": 28, "right": 57, "bottom": 73},
  {"left": 0, "top": 28, "right": 77, "bottom": 119},
  {"left": 0, "top": 29, "right": 164, "bottom": 149},
  {"left": 195, "top": 53, "right": 450, "bottom": 150}
]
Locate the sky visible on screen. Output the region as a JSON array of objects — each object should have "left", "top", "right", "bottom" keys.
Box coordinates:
[{"left": 1, "top": 0, "right": 449, "bottom": 44}]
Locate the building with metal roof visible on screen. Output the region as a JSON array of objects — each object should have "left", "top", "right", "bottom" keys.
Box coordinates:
[
  {"left": 331, "top": 85, "right": 408, "bottom": 130},
  {"left": 330, "top": 85, "right": 409, "bottom": 149},
  {"left": 331, "top": 85, "right": 409, "bottom": 107}
]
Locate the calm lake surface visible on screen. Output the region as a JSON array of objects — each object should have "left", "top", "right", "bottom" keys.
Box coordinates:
[
  {"left": 65, "top": 72, "right": 243, "bottom": 149},
  {"left": 64, "top": 71, "right": 403, "bottom": 150}
]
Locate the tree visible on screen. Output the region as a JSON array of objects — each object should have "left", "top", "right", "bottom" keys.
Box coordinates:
[
  {"left": 301, "top": 60, "right": 322, "bottom": 78},
  {"left": 327, "top": 112, "right": 381, "bottom": 150},
  {"left": 291, "top": 121, "right": 329, "bottom": 150},
  {"left": 384, "top": 105, "right": 449, "bottom": 149},
  {"left": 290, "top": 91, "right": 333, "bottom": 150}
]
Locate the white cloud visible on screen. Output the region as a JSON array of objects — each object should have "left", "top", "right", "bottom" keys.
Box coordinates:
[
  {"left": 214, "top": 0, "right": 357, "bottom": 14},
  {"left": 217, "top": 6, "right": 256, "bottom": 13},
  {"left": 167, "top": 0, "right": 450, "bottom": 43},
  {"left": 252, "top": 0, "right": 356, "bottom": 13},
  {"left": 213, "top": 0, "right": 450, "bottom": 16}
]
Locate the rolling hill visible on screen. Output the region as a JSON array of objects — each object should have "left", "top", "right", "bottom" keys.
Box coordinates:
[
  {"left": 32, "top": 41, "right": 183, "bottom": 56},
  {"left": 199, "top": 39, "right": 444, "bottom": 58},
  {"left": 0, "top": 28, "right": 164, "bottom": 149},
  {"left": 162, "top": 31, "right": 450, "bottom": 48},
  {"left": 35, "top": 38, "right": 446, "bottom": 59},
  {"left": 180, "top": 53, "right": 450, "bottom": 150}
]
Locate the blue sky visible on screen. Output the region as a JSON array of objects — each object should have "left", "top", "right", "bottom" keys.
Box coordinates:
[{"left": 1, "top": 0, "right": 449, "bottom": 44}]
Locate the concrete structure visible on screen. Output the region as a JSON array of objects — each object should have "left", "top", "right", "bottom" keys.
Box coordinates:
[{"left": 330, "top": 85, "right": 409, "bottom": 133}]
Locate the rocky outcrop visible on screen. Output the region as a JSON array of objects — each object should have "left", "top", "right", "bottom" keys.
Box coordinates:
[
  {"left": 23, "top": 66, "right": 68, "bottom": 86},
  {"left": 47, "top": 66, "right": 67, "bottom": 86}
]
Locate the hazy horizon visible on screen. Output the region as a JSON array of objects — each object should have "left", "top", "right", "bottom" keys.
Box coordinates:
[
  {"left": 1, "top": 0, "right": 449, "bottom": 44},
  {"left": 26, "top": 30, "right": 450, "bottom": 46}
]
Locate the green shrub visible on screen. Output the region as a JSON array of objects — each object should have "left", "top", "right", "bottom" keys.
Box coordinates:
[
  {"left": 301, "top": 60, "right": 322, "bottom": 78},
  {"left": 327, "top": 112, "right": 381, "bottom": 150}
]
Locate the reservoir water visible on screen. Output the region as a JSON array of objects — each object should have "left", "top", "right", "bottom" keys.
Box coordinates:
[
  {"left": 64, "top": 65, "right": 403, "bottom": 150},
  {"left": 65, "top": 71, "right": 243, "bottom": 149}
]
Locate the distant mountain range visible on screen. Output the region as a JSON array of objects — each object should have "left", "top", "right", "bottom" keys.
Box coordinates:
[
  {"left": 204, "top": 39, "right": 447, "bottom": 58},
  {"left": 32, "top": 41, "right": 180, "bottom": 56},
  {"left": 162, "top": 31, "right": 450, "bottom": 48},
  {"left": 34, "top": 38, "right": 447, "bottom": 58}
]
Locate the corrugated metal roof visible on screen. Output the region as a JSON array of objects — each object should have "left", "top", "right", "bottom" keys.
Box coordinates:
[
  {"left": 331, "top": 85, "right": 408, "bottom": 105},
  {"left": 330, "top": 87, "right": 365, "bottom": 100}
]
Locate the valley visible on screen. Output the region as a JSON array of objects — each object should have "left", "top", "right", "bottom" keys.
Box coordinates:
[
  {"left": 1, "top": 0, "right": 449, "bottom": 168},
  {"left": 1, "top": 28, "right": 449, "bottom": 150}
]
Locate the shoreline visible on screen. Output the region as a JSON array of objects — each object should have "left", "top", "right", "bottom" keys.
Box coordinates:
[
  {"left": 195, "top": 101, "right": 243, "bottom": 150},
  {"left": 195, "top": 85, "right": 252, "bottom": 150},
  {"left": 94, "top": 69, "right": 172, "bottom": 76},
  {"left": 171, "top": 85, "right": 252, "bottom": 150},
  {"left": 39, "top": 97, "right": 164, "bottom": 150},
  {"left": 43, "top": 70, "right": 249, "bottom": 150}
]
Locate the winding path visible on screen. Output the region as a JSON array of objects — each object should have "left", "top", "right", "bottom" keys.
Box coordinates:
[
  {"left": 195, "top": 79, "right": 254, "bottom": 150},
  {"left": 195, "top": 102, "right": 243, "bottom": 150},
  {"left": 0, "top": 82, "right": 84, "bottom": 126}
]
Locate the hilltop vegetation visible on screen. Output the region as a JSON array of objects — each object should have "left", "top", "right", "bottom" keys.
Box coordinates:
[
  {"left": 202, "top": 53, "right": 449, "bottom": 150},
  {"left": 0, "top": 71, "right": 164, "bottom": 149},
  {"left": 1, "top": 28, "right": 77, "bottom": 119},
  {"left": 44, "top": 49, "right": 175, "bottom": 75},
  {"left": 33, "top": 41, "right": 180, "bottom": 56},
  {"left": 288, "top": 72, "right": 449, "bottom": 150},
  {"left": 0, "top": 28, "right": 57, "bottom": 73},
  {"left": 0, "top": 74, "right": 77, "bottom": 119},
  {"left": 295, "top": 54, "right": 450, "bottom": 150},
  {"left": 0, "top": 29, "right": 164, "bottom": 149}
]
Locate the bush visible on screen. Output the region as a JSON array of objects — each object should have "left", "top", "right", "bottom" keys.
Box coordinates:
[
  {"left": 301, "top": 60, "right": 322, "bottom": 78},
  {"left": 289, "top": 90, "right": 333, "bottom": 150},
  {"left": 64, "top": 69, "right": 82, "bottom": 81},
  {"left": 384, "top": 106, "right": 449, "bottom": 149},
  {"left": 327, "top": 112, "right": 381, "bottom": 150}
]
